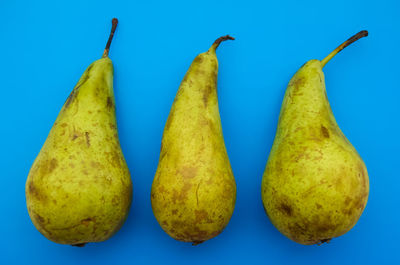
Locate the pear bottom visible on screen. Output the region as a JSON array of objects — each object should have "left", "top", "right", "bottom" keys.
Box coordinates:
[
  {"left": 151, "top": 174, "right": 236, "bottom": 244},
  {"left": 26, "top": 177, "right": 132, "bottom": 245},
  {"left": 262, "top": 155, "right": 368, "bottom": 245}
]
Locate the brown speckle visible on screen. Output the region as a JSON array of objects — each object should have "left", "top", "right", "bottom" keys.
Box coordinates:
[
  {"left": 112, "top": 195, "right": 120, "bottom": 206},
  {"left": 171, "top": 182, "right": 193, "bottom": 203},
  {"left": 342, "top": 207, "right": 353, "bottom": 216},
  {"left": 33, "top": 212, "right": 45, "bottom": 224},
  {"left": 180, "top": 182, "right": 193, "bottom": 199},
  {"left": 202, "top": 85, "right": 213, "bottom": 107},
  {"left": 48, "top": 158, "right": 58, "bottom": 173},
  {"left": 165, "top": 112, "right": 174, "bottom": 131},
  {"left": 193, "top": 56, "right": 203, "bottom": 64},
  {"left": 64, "top": 73, "right": 90, "bottom": 109},
  {"left": 194, "top": 209, "right": 212, "bottom": 223},
  {"left": 81, "top": 217, "right": 96, "bottom": 226},
  {"left": 171, "top": 220, "right": 185, "bottom": 231},
  {"left": 64, "top": 91, "right": 75, "bottom": 108},
  {"left": 334, "top": 176, "right": 344, "bottom": 191},
  {"left": 158, "top": 185, "right": 167, "bottom": 194},
  {"left": 321, "top": 125, "right": 330, "bottom": 138},
  {"left": 85, "top": 132, "right": 90, "bottom": 147},
  {"left": 301, "top": 184, "right": 318, "bottom": 198},
  {"left": 358, "top": 162, "right": 368, "bottom": 189},
  {"left": 177, "top": 166, "right": 197, "bottom": 179},
  {"left": 290, "top": 77, "right": 306, "bottom": 91},
  {"left": 28, "top": 182, "right": 37, "bottom": 196},
  {"left": 34, "top": 158, "right": 59, "bottom": 178},
  {"left": 160, "top": 150, "right": 167, "bottom": 161},
  {"left": 90, "top": 161, "right": 101, "bottom": 168},
  {"left": 196, "top": 181, "right": 202, "bottom": 206},
  {"left": 107, "top": 97, "right": 113, "bottom": 109},
  {"left": 355, "top": 193, "right": 367, "bottom": 210},
  {"left": 278, "top": 203, "right": 293, "bottom": 216},
  {"left": 110, "top": 152, "right": 121, "bottom": 167},
  {"left": 316, "top": 223, "right": 335, "bottom": 233}
]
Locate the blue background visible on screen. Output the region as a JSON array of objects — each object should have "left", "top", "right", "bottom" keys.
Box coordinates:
[{"left": 1, "top": 0, "right": 398, "bottom": 264}]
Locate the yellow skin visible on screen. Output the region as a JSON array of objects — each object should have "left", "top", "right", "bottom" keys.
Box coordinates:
[
  {"left": 25, "top": 57, "right": 132, "bottom": 245},
  {"left": 151, "top": 40, "right": 236, "bottom": 244},
  {"left": 261, "top": 59, "right": 369, "bottom": 245}
]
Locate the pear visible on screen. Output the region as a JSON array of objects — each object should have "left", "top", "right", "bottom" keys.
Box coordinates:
[
  {"left": 151, "top": 36, "right": 236, "bottom": 245},
  {"left": 25, "top": 18, "right": 132, "bottom": 246},
  {"left": 261, "top": 31, "right": 369, "bottom": 245}
]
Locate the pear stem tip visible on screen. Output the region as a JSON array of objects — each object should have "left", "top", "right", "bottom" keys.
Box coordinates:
[
  {"left": 102, "top": 18, "right": 119, "bottom": 58},
  {"left": 321, "top": 30, "right": 368, "bottom": 67},
  {"left": 212, "top": 35, "right": 235, "bottom": 50}
]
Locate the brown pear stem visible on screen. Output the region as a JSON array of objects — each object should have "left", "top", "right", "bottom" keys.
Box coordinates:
[
  {"left": 102, "top": 18, "right": 118, "bottom": 58},
  {"left": 211, "top": 35, "right": 235, "bottom": 51},
  {"left": 321, "top": 30, "right": 368, "bottom": 67}
]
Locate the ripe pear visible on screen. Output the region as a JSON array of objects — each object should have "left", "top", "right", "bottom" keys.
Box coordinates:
[
  {"left": 151, "top": 36, "right": 236, "bottom": 245},
  {"left": 261, "top": 31, "right": 369, "bottom": 245},
  {"left": 25, "top": 19, "right": 132, "bottom": 246}
]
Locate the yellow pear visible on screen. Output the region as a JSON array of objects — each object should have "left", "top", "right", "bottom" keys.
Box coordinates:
[
  {"left": 151, "top": 36, "right": 236, "bottom": 245},
  {"left": 261, "top": 31, "right": 369, "bottom": 245},
  {"left": 25, "top": 19, "right": 132, "bottom": 246}
]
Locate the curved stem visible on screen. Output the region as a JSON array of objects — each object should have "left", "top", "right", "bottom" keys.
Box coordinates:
[
  {"left": 102, "top": 18, "right": 118, "bottom": 58},
  {"left": 321, "top": 30, "right": 368, "bottom": 68},
  {"left": 210, "top": 35, "right": 235, "bottom": 51}
]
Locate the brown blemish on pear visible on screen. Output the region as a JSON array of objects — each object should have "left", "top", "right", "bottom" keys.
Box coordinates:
[
  {"left": 177, "top": 166, "right": 198, "bottom": 179},
  {"left": 261, "top": 31, "right": 369, "bottom": 245},
  {"left": 320, "top": 125, "right": 330, "bottom": 138},
  {"left": 151, "top": 36, "right": 236, "bottom": 244},
  {"left": 25, "top": 18, "right": 132, "bottom": 246}
]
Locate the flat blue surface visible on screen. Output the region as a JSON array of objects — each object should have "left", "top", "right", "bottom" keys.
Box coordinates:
[{"left": 1, "top": 0, "right": 399, "bottom": 264}]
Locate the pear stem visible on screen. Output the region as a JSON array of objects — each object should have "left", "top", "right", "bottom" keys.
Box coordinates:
[
  {"left": 210, "top": 35, "right": 235, "bottom": 51},
  {"left": 321, "top": 30, "right": 368, "bottom": 68},
  {"left": 102, "top": 18, "right": 118, "bottom": 58}
]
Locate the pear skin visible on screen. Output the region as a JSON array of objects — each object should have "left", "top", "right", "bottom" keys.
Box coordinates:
[
  {"left": 151, "top": 36, "right": 236, "bottom": 245},
  {"left": 261, "top": 31, "right": 369, "bottom": 245},
  {"left": 25, "top": 19, "right": 132, "bottom": 246}
]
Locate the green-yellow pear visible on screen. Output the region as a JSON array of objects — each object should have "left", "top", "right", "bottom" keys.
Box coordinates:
[
  {"left": 25, "top": 19, "right": 132, "bottom": 246},
  {"left": 261, "top": 31, "right": 369, "bottom": 245},
  {"left": 151, "top": 36, "right": 236, "bottom": 245}
]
